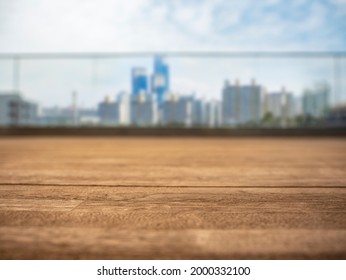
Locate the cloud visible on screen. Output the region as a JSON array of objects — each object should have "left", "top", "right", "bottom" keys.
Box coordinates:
[
  {"left": 0, "top": 0, "right": 345, "bottom": 52},
  {"left": 332, "top": 0, "right": 346, "bottom": 4}
]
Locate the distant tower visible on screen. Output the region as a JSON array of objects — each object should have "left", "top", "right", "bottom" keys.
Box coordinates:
[
  {"left": 132, "top": 68, "right": 148, "bottom": 96},
  {"left": 151, "top": 55, "right": 170, "bottom": 105}
]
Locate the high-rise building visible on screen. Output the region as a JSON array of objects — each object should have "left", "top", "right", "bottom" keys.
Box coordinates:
[
  {"left": 266, "top": 87, "right": 296, "bottom": 119},
  {"left": 222, "top": 79, "right": 240, "bottom": 126},
  {"left": 161, "top": 94, "right": 193, "bottom": 126},
  {"left": 98, "top": 96, "right": 116, "bottom": 125},
  {"left": 303, "top": 83, "right": 330, "bottom": 118},
  {"left": 151, "top": 56, "right": 169, "bottom": 105},
  {"left": 265, "top": 87, "right": 296, "bottom": 127},
  {"left": 98, "top": 92, "right": 130, "bottom": 125},
  {"left": 132, "top": 68, "right": 148, "bottom": 96},
  {"left": 222, "top": 79, "right": 264, "bottom": 126},
  {"left": 115, "top": 92, "right": 130, "bottom": 125},
  {"left": 239, "top": 81, "right": 264, "bottom": 124},
  {"left": 283, "top": 91, "right": 296, "bottom": 120},
  {"left": 161, "top": 94, "right": 179, "bottom": 125},
  {"left": 0, "top": 91, "right": 38, "bottom": 126},
  {"left": 191, "top": 98, "right": 206, "bottom": 126},
  {"left": 205, "top": 100, "right": 222, "bottom": 127},
  {"left": 130, "top": 93, "right": 158, "bottom": 126},
  {"left": 176, "top": 96, "right": 194, "bottom": 126},
  {"left": 265, "top": 92, "right": 285, "bottom": 119},
  {"left": 294, "top": 96, "right": 303, "bottom": 116},
  {"left": 160, "top": 94, "right": 209, "bottom": 127}
]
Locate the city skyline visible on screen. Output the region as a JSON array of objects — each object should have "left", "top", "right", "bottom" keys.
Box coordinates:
[
  {"left": 4, "top": 56, "right": 325, "bottom": 128},
  {"left": 0, "top": 54, "right": 341, "bottom": 108},
  {"left": 0, "top": 54, "right": 335, "bottom": 127}
]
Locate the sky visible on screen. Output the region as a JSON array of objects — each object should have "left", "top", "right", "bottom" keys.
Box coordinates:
[
  {"left": 0, "top": 0, "right": 345, "bottom": 106},
  {"left": 1, "top": 0, "right": 346, "bottom": 52}
]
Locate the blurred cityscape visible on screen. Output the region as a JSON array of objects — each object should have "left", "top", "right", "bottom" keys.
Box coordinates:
[{"left": 0, "top": 54, "right": 345, "bottom": 128}]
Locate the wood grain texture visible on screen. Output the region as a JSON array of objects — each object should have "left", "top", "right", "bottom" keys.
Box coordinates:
[
  {"left": 1, "top": 228, "right": 345, "bottom": 260},
  {"left": 1, "top": 137, "right": 345, "bottom": 186},
  {"left": 0, "top": 137, "right": 345, "bottom": 259}
]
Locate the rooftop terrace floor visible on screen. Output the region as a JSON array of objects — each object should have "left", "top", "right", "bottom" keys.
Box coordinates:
[{"left": 0, "top": 137, "right": 345, "bottom": 259}]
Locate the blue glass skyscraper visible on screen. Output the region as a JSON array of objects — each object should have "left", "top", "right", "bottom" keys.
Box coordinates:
[
  {"left": 151, "top": 56, "right": 169, "bottom": 105},
  {"left": 132, "top": 67, "right": 148, "bottom": 96}
]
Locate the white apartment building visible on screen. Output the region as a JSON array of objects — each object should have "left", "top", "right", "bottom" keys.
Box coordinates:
[
  {"left": 130, "top": 92, "right": 158, "bottom": 126},
  {"left": 205, "top": 99, "right": 222, "bottom": 127},
  {"left": 98, "top": 92, "right": 130, "bottom": 126},
  {"left": 161, "top": 94, "right": 191, "bottom": 126},
  {"left": 303, "top": 84, "right": 330, "bottom": 118},
  {"left": 222, "top": 79, "right": 264, "bottom": 126},
  {"left": 0, "top": 91, "right": 38, "bottom": 126},
  {"left": 265, "top": 88, "right": 296, "bottom": 120}
]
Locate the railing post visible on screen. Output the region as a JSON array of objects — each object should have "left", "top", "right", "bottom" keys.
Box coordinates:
[
  {"left": 91, "top": 57, "right": 98, "bottom": 96},
  {"left": 333, "top": 55, "right": 341, "bottom": 107},
  {"left": 12, "top": 56, "right": 21, "bottom": 92}
]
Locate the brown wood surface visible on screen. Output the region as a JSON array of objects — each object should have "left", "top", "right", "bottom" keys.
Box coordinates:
[{"left": 0, "top": 137, "right": 345, "bottom": 259}]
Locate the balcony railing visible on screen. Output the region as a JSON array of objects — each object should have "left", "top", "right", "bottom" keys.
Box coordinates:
[{"left": 0, "top": 52, "right": 345, "bottom": 128}]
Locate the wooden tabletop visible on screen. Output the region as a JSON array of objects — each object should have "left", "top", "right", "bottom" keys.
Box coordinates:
[{"left": 0, "top": 137, "right": 345, "bottom": 259}]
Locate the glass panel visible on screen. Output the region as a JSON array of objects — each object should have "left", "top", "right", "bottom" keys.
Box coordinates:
[{"left": 0, "top": 53, "right": 345, "bottom": 128}]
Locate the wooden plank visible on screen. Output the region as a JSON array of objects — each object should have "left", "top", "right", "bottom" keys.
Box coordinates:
[
  {"left": 0, "top": 199, "right": 82, "bottom": 211},
  {"left": 0, "top": 137, "right": 345, "bottom": 259},
  {"left": 1, "top": 228, "right": 345, "bottom": 259},
  {"left": 0, "top": 207, "right": 345, "bottom": 229},
  {"left": 0, "top": 138, "right": 345, "bottom": 186},
  {"left": 0, "top": 187, "right": 345, "bottom": 230}
]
